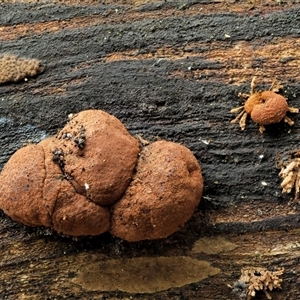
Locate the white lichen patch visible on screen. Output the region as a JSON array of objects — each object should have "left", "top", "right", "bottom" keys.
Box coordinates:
[{"left": 72, "top": 256, "right": 220, "bottom": 293}]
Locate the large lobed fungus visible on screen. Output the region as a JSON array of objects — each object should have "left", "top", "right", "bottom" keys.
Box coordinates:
[{"left": 0, "top": 110, "right": 203, "bottom": 241}]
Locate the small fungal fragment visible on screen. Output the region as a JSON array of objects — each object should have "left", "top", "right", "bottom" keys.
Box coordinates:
[
  {"left": 232, "top": 267, "right": 284, "bottom": 300},
  {"left": 278, "top": 150, "right": 300, "bottom": 199},
  {"left": 0, "top": 110, "right": 203, "bottom": 240},
  {"left": 0, "top": 53, "right": 43, "bottom": 84},
  {"left": 231, "top": 77, "right": 298, "bottom": 133}
]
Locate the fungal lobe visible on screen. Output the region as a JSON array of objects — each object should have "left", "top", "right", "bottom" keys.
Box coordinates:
[
  {"left": 110, "top": 141, "right": 203, "bottom": 242},
  {"left": 0, "top": 144, "right": 51, "bottom": 227},
  {"left": 56, "top": 110, "right": 140, "bottom": 206}
]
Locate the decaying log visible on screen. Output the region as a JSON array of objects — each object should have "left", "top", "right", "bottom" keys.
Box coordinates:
[{"left": 1, "top": 1, "right": 300, "bottom": 299}]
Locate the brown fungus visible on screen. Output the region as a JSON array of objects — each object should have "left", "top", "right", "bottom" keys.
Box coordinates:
[
  {"left": 0, "top": 53, "right": 43, "bottom": 84},
  {"left": 54, "top": 110, "right": 140, "bottom": 206},
  {"left": 231, "top": 77, "right": 298, "bottom": 133},
  {"left": 0, "top": 110, "right": 203, "bottom": 240},
  {"left": 0, "top": 143, "right": 52, "bottom": 227},
  {"left": 110, "top": 141, "right": 203, "bottom": 242},
  {"left": 0, "top": 110, "right": 139, "bottom": 236}
]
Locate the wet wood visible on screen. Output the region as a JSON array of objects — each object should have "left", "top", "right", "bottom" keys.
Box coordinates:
[{"left": 1, "top": 1, "right": 300, "bottom": 299}]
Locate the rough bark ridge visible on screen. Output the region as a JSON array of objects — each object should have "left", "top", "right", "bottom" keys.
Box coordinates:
[{"left": 1, "top": 1, "right": 300, "bottom": 299}]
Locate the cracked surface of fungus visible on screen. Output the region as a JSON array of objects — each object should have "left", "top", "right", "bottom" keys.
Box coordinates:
[
  {"left": 0, "top": 110, "right": 203, "bottom": 240},
  {"left": 231, "top": 77, "right": 298, "bottom": 133},
  {"left": 0, "top": 53, "right": 42, "bottom": 84}
]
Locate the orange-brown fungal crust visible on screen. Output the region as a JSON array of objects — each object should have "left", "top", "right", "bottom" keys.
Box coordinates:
[
  {"left": 0, "top": 53, "right": 42, "bottom": 84},
  {"left": 231, "top": 77, "right": 298, "bottom": 133},
  {"left": 110, "top": 141, "right": 203, "bottom": 242},
  {"left": 0, "top": 110, "right": 203, "bottom": 240}
]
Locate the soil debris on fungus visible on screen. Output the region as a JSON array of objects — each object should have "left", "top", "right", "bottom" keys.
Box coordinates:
[
  {"left": 0, "top": 53, "right": 43, "bottom": 84},
  {"left": 278, "top": 150, "right": 300, "bottom": 199},
  {"left": 231, "top": 76, "right": 298, "bottom": 133},
  {"left": 232, "top": 267, "right": 284, "bottom": 300},
  {"left": 0, "top": 110, "right": 203, "bottom": 240}
]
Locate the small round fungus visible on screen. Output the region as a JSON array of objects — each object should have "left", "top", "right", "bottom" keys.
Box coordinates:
[
  {"left": 246, "top": 91, "right": 288, "bottom": 125},
  {"left": 231, "top": 77, "right": 298, "bottom": 133},
  {"left": 0, "top": 110, "right": 203, "bottom": 240}
]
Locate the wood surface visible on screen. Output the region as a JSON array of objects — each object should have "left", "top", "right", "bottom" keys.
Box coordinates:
[{"left": 1, "top": 1, "right": 300, "bottom": 299}]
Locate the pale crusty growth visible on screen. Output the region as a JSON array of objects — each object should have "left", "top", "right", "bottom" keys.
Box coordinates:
[
  {"left": 231, "top": 77, "right": 298, "bottom": 133},
  {"left": 0, "top": 53, "right": 42, "bottom": 84},
  {"left": 278, "top": 151, "right": 300, "bottom": 199},
  {"left": 237, "top": 267, "right": 284, "bottom": 300}
]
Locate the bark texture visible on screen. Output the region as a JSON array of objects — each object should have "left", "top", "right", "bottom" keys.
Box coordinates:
[{"left": 1, "top": 1, "right": 300, "bottom": 299}]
